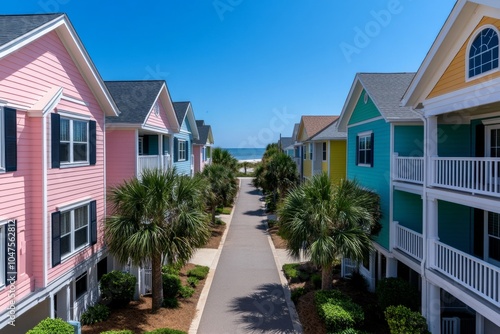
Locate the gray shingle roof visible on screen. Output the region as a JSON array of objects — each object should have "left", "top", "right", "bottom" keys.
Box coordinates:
[
  {"left": 196, "top": 120, "right": 205, "bottom": 127},
  {"left": 173, "top": 102, "right": 190, "bottom": 125},
  {"left": 105, "top": 81, "right": 164, "bottom": 124},
  {"left": 193, "top": 124, "right": 212, "bottom": 145},
  {"left": 279, "top": 137, "right": 294, "bottom": 150},
  {"left": 358, "top": 73, "right": 420, "bottom": 121},
  {"left": 310, "top": 119, "right": 346, "bottom": 141},
  {"left": 0, "top": 14, "right": 64, "bottom": 47}
]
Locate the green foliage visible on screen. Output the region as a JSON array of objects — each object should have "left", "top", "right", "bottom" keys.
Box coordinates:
[
  {"left": 187, "top": 276, "right": 199, "bottom": 287},
  {"left": 315, "top": 290, "right": 364, "bottom": 333},
  {"left": 336, "top": 329, "right": 368, "bottom": 334},
  {"left": 179, "top": 285, "right": 195, "bottom": 298},
  {"left": 311, "top": 273, "right": 322, "bottom": 289},
  {"left": 99, "top": 271, "right": 136, "bottom": 308},
  {"left": 162, "top": 264, "right": 181, "bottom": 276},
  {"left": 187, "top": 265, "right": 209, "bottom": 280},
  {"left": 385, "top": 305, "right": 430, "bottom": 334},
  {"left": 282, "top": 263, "right": 300, "bottom": 281},
  {"left": 162, "top": 273, "right": 181, "bottom": 299},
  {"left": 100, "top": 331, "right": 134, "bottom": 334},
  {"left": 162, "top": 297, "right": 179, "bottom": 309},
  {"left": 290, "top": 287, "right": 306, "bottom": 303},
  {"left": 267, "top": 219, "right": 277, "bottom": 229},
  {"left": 144, "top": 328, "right": 187, "bottom": 334},
  {"left": 211, "top": 147, "right": 238, "bottom": 172},
  {"left": 26, "top": 318, "right": 74, "bottom": 334},
  {"left": 80, "top": 304, "right": 110, "bottom": 325},
  {"left": 376, "top": 278, "right": 419, "bottom": 311}
]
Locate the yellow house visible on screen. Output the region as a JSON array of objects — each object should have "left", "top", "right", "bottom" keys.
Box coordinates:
[{"left": 296, "top": 115, "right": 340, "bottom": 180}]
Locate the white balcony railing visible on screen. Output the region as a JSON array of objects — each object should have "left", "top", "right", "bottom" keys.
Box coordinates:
[
  {"left": 431, "top": 157, "right": 500, "bottom": 197},
  {"left": 394, "top": 154, "right": 424, "bottom": 184},
  {"left": 138, "top": 154, "right": 171, "bottom": 177},
  {"left": 394, "top": 222, "right": 423, "bottom": 261},
  {"left": 430, "top": 239, "right": 500, "bottom": 307}
]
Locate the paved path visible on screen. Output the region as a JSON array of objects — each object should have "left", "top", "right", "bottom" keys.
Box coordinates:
[{"left": 196, "top": 178, "right": 299, "bottom": 334}]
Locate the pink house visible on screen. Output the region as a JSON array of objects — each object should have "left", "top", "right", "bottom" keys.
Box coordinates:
[
  {"left": 193, "top": 120, "right": 214, "bottom": 173},
  {"left": 0, "top": 14, "right": 120, "bottom": 333}
]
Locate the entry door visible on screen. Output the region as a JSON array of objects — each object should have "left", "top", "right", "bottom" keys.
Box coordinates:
[{"left": 484, "top": 211, "right": 500, "bottom": 267}]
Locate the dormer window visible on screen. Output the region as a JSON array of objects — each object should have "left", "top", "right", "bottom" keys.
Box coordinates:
[{"left": 468, "top": 27, "right": 499, "bottom": 79}]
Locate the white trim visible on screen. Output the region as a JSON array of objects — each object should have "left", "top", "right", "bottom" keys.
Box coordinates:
[
  {"left": 393, "top": 181, "right": 424, "bottom": 195},
  {"left": 43, "top": 112, "right": 48, "bottom": 287},
  {"left": 141, "top": 124, "right": 174, "bottom": 135},
  {"left": 346, "top": 116, "right": 384, "bottom": 129},
  {"left": 57, "top": 110, "right": 91, "bottom": 121},
  {"left": 389, "top": 123, "right": 394, "bottom": 251},
  {"left": 465, "top": 24, "right": 500, "bottom": 82},
  {"left": 357, "top": 130, "right": 373, "bottom": 137},
  {"left": 61, "top": 94, "right": 88, "bottom": 106},
  {"left": 141, "top": 91, "right": 163, "bottom": 128},
  {"left": 59, "top": 203, "right": 91, "bottom": 262},
  {"left": 482, "top": 117, "right": 500, "bottom": 125},
  {"left": 57, "top": 198, "right": 92, "bottom": 212}
]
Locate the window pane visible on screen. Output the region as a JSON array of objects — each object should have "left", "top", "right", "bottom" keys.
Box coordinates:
[
  {"left": 489, "top": 237, "right": 500, "bottom": 262},
  {"left": 74, "top": 227, "right": 88, "bottom": 249},
  {"left": 366, "top": 137, "right": 371, "bottom": 150},
  {"left": 61, "top": 235, "right": 70, "bottom": 256},
  {"left": 60, "top": 119, "right": 70, "bottom": 142},
  {"left": 60, "top": 143, "right": 70, "bottom": 162},
  {"left": 74, "top": 206, "right": 88, "bottom": 229},
  {"left": 75, "top": 273, "right": 87, "bottom": 299},
  {"left": 61, "top": 212, "right": 71, "bottom": 235},
  {"left": 73, "top": 144, "right": 87, "bottom": 161},
  {"left": 73, "top": 121, "right": 87, "bottom": 142}
]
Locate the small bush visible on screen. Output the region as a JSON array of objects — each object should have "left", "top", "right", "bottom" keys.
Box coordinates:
[
  {"left": 163, "top": 297, "right": 179, "bottom": 308},
  {"left": 282, "top": 263, "right": 300, "bottom": 282},
  {"left": 162, "top": 264, "right": 180, "bottom": 276},
  {"left": 26, "top": 318, "right": 74, "bottom": 334},
  {"left": 100, "top": 271, "right": 137, "bottom": 308},
  {"left": 144, "top": 328, "right": 187, "bottom": 334},
  {"left": 267, "top": 219, "right": 277, "bottom": 229},
  {"left": 100, "top": 331, "right": 134, "bottom": 334},
  {"left": 80, "top": 304, "right": 110, "bottom": 325},
  {"left": 187, "top": 265, "right": 209, "bottom": 280},
  {"left": 290, "top": 287, "right": 306, "bottom": 303},
  {"left": 337, "top": 329, "right": 368, "bottom": 334},
  {"left": 315, "top": 290, "right": 364, "bottom": 333},
  {"left": 311, "top": 273, "right": 322, "bottom": 289},
  {"left": 162, "top": 273, "right": 181, "bottom": 299},
  {"left": 179, "top": 285, "right": 195, "bottom": 298},
  {"left": 187, "top": 276, "right": 199, "bottom": 287},
  {"left": 385, "top": 305, "right": 430, "bottom": 334},
  {"left": 376, "top": 278, "right": 419, "bottom": 311}
]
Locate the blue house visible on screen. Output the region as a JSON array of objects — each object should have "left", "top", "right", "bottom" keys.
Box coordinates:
[{"left": 172, "top": 102, "right": 199, "bottom": 176}]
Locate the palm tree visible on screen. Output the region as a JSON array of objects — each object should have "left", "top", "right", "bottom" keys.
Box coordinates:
[
  {"left": 105, "top": 168, "right": 210, "bottom": 311},
  {"left": 278, "top": 174, "right": 381, "bottom": 290},
  {"left": 264, "top": 152, "right": 298, "bottom": 199},
  {"left": 201, "top": 164, "right": 238, "bottom": 223},
  {"left": 212, "top": 147, "right": 238, "bottom": 172}
]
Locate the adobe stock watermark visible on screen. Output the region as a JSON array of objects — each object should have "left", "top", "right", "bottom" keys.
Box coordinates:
[
  {"left": 213, "top": 0, "right": 243, "bottom": 21},
  {"left": 340, "top": 0, "right": 411, "bottom": 63}
]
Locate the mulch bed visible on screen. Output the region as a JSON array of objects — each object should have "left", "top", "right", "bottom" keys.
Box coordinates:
[
  {"left": 203, "top": 223, "right": 226, "bottom": 249},
  {"left": 268, "top": 226, "right": 287, "bottom": 249}
]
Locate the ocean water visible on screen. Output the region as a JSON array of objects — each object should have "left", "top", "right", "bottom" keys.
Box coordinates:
[{"left": 224, "top": 148, "right": 266, "bottom": 161}]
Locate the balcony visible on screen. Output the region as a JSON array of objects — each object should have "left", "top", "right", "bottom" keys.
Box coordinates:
[
  {"left": 393, "top": 154, "right": 424, "bottom": 184},
  {"left": 138, "top": 154, "right": 171, "bottom": 177},
  {"left": 393, "top": 222, "right": 423, "bottom": 262}
]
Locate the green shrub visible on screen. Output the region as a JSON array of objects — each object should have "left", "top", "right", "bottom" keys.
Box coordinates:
[
  {"left": 311, "top": 273, "right": 322, "bottom": 289},
  {"left": 100, "top": 331, "right": 134, "bottom": 334},
  {"left": 187, "top": 265, "right": 209, "bottom": 280},
  {"left": 26, "top": 318, "right": 74, "bottom": 334},
  {"left": 314, "top": 290, "right": 364, "bottom": 333},
  {"left": 162, "top": 264, "right": 180, "bottom": 276},
  {"left": 336, "top": 329, "right": 368, "bottom": 334},
  {"left": 144, "top": 328, "right": 187, "bottom": 334},
  {"left": 179, "top": 285, "right": 195, "bottom": 298},
  {"left": 80, "top": 303, "right": 110, "bottom": 325},
  {"left": 163, "top": 297, "right": 179, "bottom": 308},
  {"left": 100, "top": 271, "right": 137, "bottom": 308},
  {"left": 385, "top": 305, "right": 430, "bottom": 334},
  {"left": 162, "top": 273, "right": 181, "bottom": 299},
  {"left": 376, "top": 278, "right": 419, "bottom": 311},
  {"left": 267, "top": 219, "right": 277, "bottom": 229},
  {"left": 290, "top": 287, "right": 306, "bottom": 303},
  {"left": 187, "top": 276, "right": 199, "bottom": 287},
  {"left": 282, "top": 263, "right": 300, "bottom": 281}
]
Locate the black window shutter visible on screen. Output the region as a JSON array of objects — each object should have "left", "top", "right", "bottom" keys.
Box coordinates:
[
  {"left": 370, "top": 132, "right": 375, "bottom": 167},
  {"left": 473, "top": 209, "right": 484, "bottom": 258},
  {"left": 4, "top": 108, "right": 17, "bottom": 172},
  {"left": 52, "top": 212, "right": 61, "bottom": 267},
  {"left": 5, "top": 220, "right": 17, "bottom": 284},
  {"left": 89, "top": 120, "right": 96, "bottom": 165},
  {"left": 355, "top": 136, "right": 359, "bottom": 166},
  {"left": 174, "top": 137, "right": 178, "bottom": 162},
  {"left": 51, "top": 113, "right": 60, "bottom": 168},
  {"left": 90, "top": 200, "right": 97, "bottom": 245},
  {"left": 143, "top": 136, "right": 149, "bottom": 155},
  {"left": 475, "top": 123, "right": 485, "bottom": 157},
  {"left": 186, "top": 140, "right": 189, "bottom": 159}
]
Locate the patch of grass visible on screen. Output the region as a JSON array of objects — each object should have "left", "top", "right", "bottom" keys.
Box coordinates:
[
  {"left": 187, "top": 265, "right": 209, "bottom": 280},
  {"left": 179, "top": 285, "right": 195, "bottom": 299}
]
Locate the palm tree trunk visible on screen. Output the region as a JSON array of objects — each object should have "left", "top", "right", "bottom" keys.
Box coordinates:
[
  {"left": 321, "top": 265, "right": 333, "bottom": 290},
  {"left": 211, "top": 206, "right": 216, "bottom": 224},
  {"left": 151, "top": 254, "right": 163, "bottom": 312}
]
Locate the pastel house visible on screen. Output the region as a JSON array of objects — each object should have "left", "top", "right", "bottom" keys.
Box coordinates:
[
  {"left": 0, "top": 14, "right": 120, "bottom": 333},
  {"left": 105, "top": 80, "right": 180, "bottom": 186},
  {"left": 193, "top": 120, "right": 214, "bottom": 173},
  {"left": 172, "top": 102, "right": 200, "bottom": 176}
]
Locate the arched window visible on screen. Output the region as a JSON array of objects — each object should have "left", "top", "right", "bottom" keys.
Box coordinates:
[{"left": 468, "top": 27, "right": 499, "bottom": 79}]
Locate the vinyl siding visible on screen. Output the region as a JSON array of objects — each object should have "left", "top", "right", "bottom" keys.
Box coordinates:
[
  {"left": 347, "top": 118, "right": 391, "bottom": 250},
  {"left": 106, "top": 129, "right": 137, "bottom": 188},
  {"left": 303, "top": 159, "right": 312, "bottom": 178},
  {"left": 428, "top": 17, "right": 500, "bottom": 99},
  {"left": 173, "top": 119, "right": 192, "bottom": 175},
  {"left": 438, "top": 200, "right": 473, "bottom": 254},
  {"left": 193, "top": 145, "right": 202, "bottom": 173},
  {"left": 438, "top": 124, "right": 471, "bottom": 157},
  {"left": 394, "top": 125, "right": 424, "bottom": 157},
  {"left": 144, "top": 99, "right": 172, "bottom": 130},
  {"left": 348, "top": 90, "right": 381, "bottom": 125},
  {"left": 393, "top": 190, "right": 423, "bottom": 233},
  {"left": 329, "top": 140, "right": 346, "bottom": 185}
]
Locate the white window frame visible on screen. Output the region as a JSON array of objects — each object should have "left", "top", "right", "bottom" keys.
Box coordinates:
[
  {"left": 484, "top": 211, "right": 500, "bottom": 266},
  {"left": 138, "top": 137, "right": 144, "bottom": 156},
  {"left": 309, "top": 143, "right": 313, "bottom": 160},
  {"left": 322, "top": 142, "right": 327, "bottom": 161},
  {"left": 60, "top": 202, "right": 91, "bottom": 260},
  {"left": 466, "top": 25, "right": 500, "bottom": 82},
  {"left": 60, "top": 117, "right": 89, "bottom": 167},
  {"left": 357, "top": 131, "right": 372, "bottom": 167},
  {"left": 74, "top": 271, "right": 88, "bottom": 301},
  {"left": 178, "top": 140, "right": 187, "bottom": 161}
]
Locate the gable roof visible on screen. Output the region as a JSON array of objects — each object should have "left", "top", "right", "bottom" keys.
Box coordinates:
[
  {"left": 196, "top": 120, "right": 205, "bottom": 127},
  {"left": 338, "top": 73, "right": 421, "bottom": 131},
  {"left": 310, "top": 119, "right": 346, "bottom": 141},
  {"left": 193, "top": 123, "right": 214, "bottom": 145},
  {"left": 299, "top": 116, "right": 338, "bottom": 141},
  {"left": 0, "top": 13, "right": 119, "bottom": 117},
  {"left": 173, "top": 101, "right": 200, "bottom": 140},
  {"left": 279, "top": 137, "right": 294, "bottom": 150}
]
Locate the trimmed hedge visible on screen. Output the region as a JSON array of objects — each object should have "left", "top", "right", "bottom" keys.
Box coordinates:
[
  {"left": 100, "top": 271, "right": 137, "bottom": 308},
  {"left": 385, "top": 305, "right": 429, "bottom": 334},
  {"left": 187, "top": 265, "right": 209, "bottom": 280},
  {"left": 144, "top": 328, "right": 187, "bottom": 334},
  {"left": 80, "top": 303, "right": 110, "bottom": 325},
  {"left": 376, "top": 277, "right": 419, "bottom": 311},
  {"left": 162, "top": 273, "right": 182, "bottom": 299},
  {"left": 179, "top": 285, "right": 195, "bottom": 298},
  {"left": 26, "top": 318, "right": 74, "bottom": 334},
  {"left": 314, "top": 290, "right": 364, "bottom": 333}
]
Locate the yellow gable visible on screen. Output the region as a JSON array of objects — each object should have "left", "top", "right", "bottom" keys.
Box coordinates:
[{"left": 428, "top": 16, "right": 500, "bottom": 99}]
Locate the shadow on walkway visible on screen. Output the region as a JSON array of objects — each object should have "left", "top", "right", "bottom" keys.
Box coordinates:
[
  {"left": 228, "top": 283, "right": 295, "bottom": 334},
  {"left": 243, "top": 209, "right": 264, "bottom": 216},
  {"left": 246, "top": 188, "right": 261, "bottom": 195}
]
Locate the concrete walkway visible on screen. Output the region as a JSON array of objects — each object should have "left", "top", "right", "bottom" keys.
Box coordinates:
[{"left": 192, "top": 178, "right": 301, "bottom": 334}]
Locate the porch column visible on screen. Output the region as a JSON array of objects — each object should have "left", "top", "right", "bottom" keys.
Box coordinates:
[
  {"left": 422, "top": 280, "right": 441, "bottom": 334},
  {"left": 476, "top": 313, "right": 485, "bottom": 334},
  {"left": 426, "top": 197, "right": 439, "bottom": 268},
  {"left": 158, "top": 135, "right": 163, "bottom": 170},
  {"left": 386, "top": 256, "right": 397, "bottom": 278},
  {"left": 426, "top": 115, "right": 438, "bottom": 188}
]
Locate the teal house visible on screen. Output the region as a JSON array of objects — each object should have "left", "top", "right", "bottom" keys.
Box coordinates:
[{"left": 172, "top": 102, "right": 199, "bottom": 176}]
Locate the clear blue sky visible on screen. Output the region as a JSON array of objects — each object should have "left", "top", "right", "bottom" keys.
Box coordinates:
[{"left": 3, "top": 0, "right": 457, "bottom": 148}]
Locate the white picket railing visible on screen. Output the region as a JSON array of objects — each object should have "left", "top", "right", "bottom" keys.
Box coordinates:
[
  {"left": 430, "top": 239, "right": 500, "bottom": 307},
  {"left": 442, "top": 317, "right": 460, "bottom": 334},
  {"left": 394, "top": 154, "right": 424, "bottom": 184},
  {"left": 163, "top": 154, "right": 171, "bottom": 170},
  {"left": 341, "top": 258, "right": 358, "bottom": 277},
  {"left": 394, "top": 222, "right": 423, "bottom": 261},
  {"left": 431, "top": 157, "right": 500, "bottom": 197},
  {"left": 138, "top": 155, "right": 172, "bottom": 177}
]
